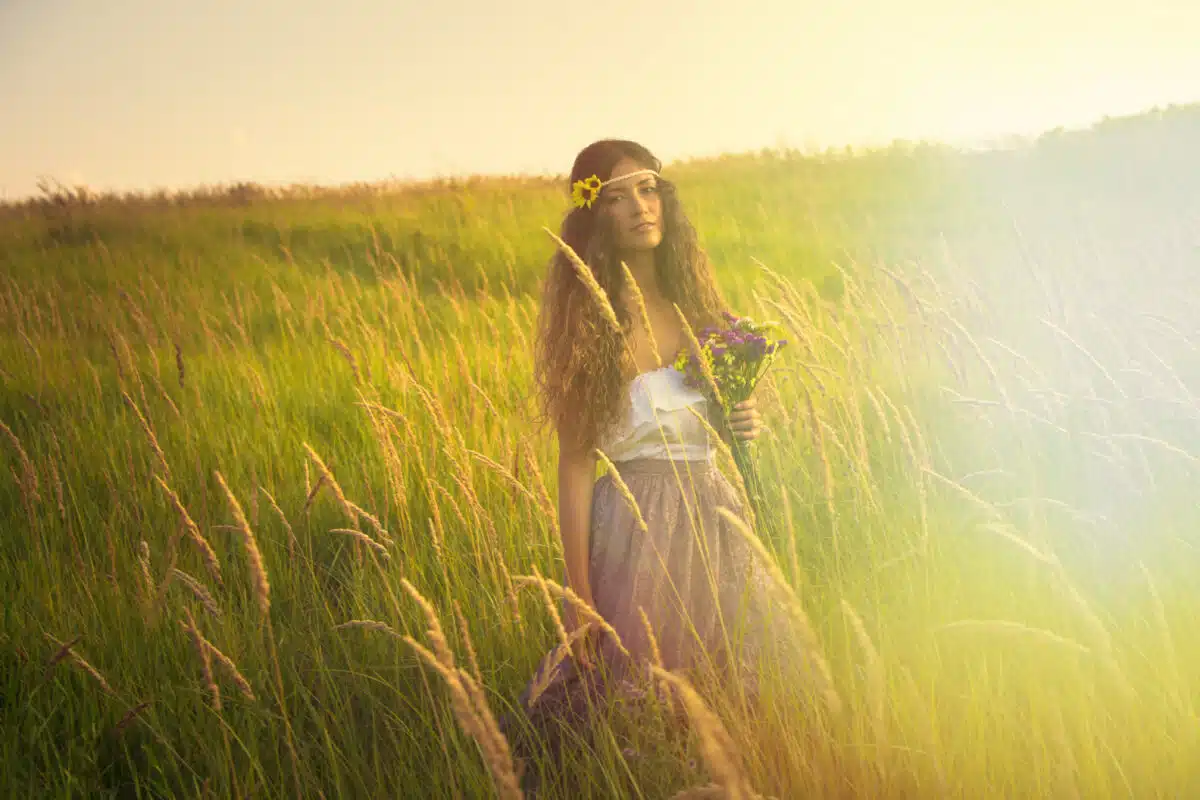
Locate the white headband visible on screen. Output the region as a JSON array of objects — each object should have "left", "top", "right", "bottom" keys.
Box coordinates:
[
  {"left": 599, "top": 168, "right": 660, "bottom": 188},
  {"left": 571, "top": 167, "right": 661, "bottom": 209}
]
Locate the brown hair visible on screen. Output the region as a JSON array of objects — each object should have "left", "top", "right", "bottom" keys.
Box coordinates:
[{"left": 532, "top": 139, "right": 730, "bottom": 454}]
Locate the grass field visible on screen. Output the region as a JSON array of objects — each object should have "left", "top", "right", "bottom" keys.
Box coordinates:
[{"left": 2, "top": 115, "right": 1199, "bottom": 797}]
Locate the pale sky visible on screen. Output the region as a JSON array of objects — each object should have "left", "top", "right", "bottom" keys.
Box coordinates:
[{"left": 2, "top": 0, "right": 1198, "bottom": 200}]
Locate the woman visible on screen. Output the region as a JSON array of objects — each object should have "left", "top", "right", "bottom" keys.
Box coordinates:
[{"left": 509, "top": 139, "right": 792, "bottom": 767}]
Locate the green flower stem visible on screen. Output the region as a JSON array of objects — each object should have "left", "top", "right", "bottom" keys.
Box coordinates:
[
  {"left": 731, "top": 435, "right": 766, "bottom": 525},
  {"left": 721, "top": 393, "right": 767, "bottom": 527}
]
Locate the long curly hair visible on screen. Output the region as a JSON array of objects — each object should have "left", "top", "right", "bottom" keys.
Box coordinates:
[{"left": 532, "top": 140, "right": 731, "bottom": 454}]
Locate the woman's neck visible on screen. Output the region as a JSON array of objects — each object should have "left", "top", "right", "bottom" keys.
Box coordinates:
[{"left": 619, "top": 250, "right": 659, "bottom": 299}]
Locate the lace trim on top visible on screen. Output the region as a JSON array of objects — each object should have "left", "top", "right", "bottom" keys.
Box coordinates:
[{"left": 598, "top": 366, "right": 713, "bottom": 462}]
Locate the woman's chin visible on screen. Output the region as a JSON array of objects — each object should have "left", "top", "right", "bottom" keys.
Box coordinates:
[{"left": 622, "top": 232, "right": 663, "bottom": 251}]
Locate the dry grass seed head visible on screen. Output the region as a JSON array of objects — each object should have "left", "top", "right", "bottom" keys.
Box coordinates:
[
  {"left": 328, "top": 337, "right": 363, "bottom": 385},
  {"left": 543, "top": 226, "right": 621, "bottom": 334},
  {"left": 433, "top": 482, "right": 470, "bottom": 532},
  {"left": 466, "top": 449, "right": 546, "bottom": 516},
  {"left": 182, "top": 608, "right": 221, "bottom": 710},
  {"left": 526, "top": 623, "right": 595, "bottom": 708},
  {"left": 120, "top": 389, "right": 171, "bottom": 477},
  {"left": 44, "top": 633, "right": 115, "bottom": 696},
  {"left": 44, "top": 634, "right": 82, "bottom": 675},
  {"left": 335, "top": 619, "right": 406, "bottom": 639},
  {"left": 593, "top": 449, "right": 649, "bottom": 534},
  {"left": 301, "top": 474, "right": 327, "bottom": 517},
  {"left": 520, "top": 442, "right": 555, "bottom": 518},
  {"left": 529, "top": 565, "right": 570, "bottom": 651},
  {"left": 183, "top": 619, "right": 256, "bottom": 702},
  {"left": 113, "top": 701, "right": 153, "bottom": 735},
  {"left": 514, "top": 573, "right": 630, "bottom": 658},
  {"left": 214, "top": 470, "right": 270, "bottom": 619},
  {"left": 154, "top": 475, "right": 223, "bottom": 587},
  {"left": 302, "top": 442, "right": 358, "bottom": 525},
  {"left": 620, "top": 260, "right": 661, "bottom": 366},
  {"left": 0, "top": 419, "right": 39, "bottom": 500},
  {"left": 412, "top": 382, "right": 467, "bottom": 461},
  {"left": 452, "top": 599, "right": 483, "bottom": 686},
  {"left": 638, "top": 607, "right": 664, "bottom": 669},
  {"left": 137, "top": 540, "right": 154, "bottom": 599},
  {"left": 347, "top": 500, "right": 392, "bottom": 544},
  {"left": 71, "top": 651, "right": 115, "bottom": 696},
  {"left": 399, "top": 578, "right": 456, "bottom": 668},
  {"left": 403, "top": 636, "right": 522, "bottom": 800},
  {"left": 172, "top": 568, "right": 221, "bottom": 616},
  {"left": 330, "top": 528, "right": 390, "bottom": 559},
  {"left": 651, "top": 666, "right": 751, "bottom": 800},
  {"left": 714, "top": 506, "right": 842, "bottom": 716},
  {"left": 259, "top": 485, "right": 299, "bottom": 558}
]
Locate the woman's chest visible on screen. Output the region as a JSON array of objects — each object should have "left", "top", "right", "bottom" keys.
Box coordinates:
[{"left": 626, "top": 304, "right": 686, "bottom": 373}]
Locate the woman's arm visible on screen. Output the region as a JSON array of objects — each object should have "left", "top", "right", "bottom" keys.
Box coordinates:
[{"left": 556, "top": 424, "right": 598, "bottom": 620}]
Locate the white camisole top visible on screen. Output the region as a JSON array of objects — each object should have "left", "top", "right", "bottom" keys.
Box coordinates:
[{"left": 598, "top": 366, "right": 715, "bottom": 463}]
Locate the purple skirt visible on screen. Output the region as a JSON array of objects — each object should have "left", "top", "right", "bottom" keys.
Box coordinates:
[{"left": 506, "top": 457, "right": 795, "bottom": 755}]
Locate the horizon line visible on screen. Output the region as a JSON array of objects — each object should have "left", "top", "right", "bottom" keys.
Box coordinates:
[{"left": 3, "top": 100, "right": 1194, "bottom": 206}]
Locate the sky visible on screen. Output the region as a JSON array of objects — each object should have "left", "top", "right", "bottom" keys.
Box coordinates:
[{"left": 1, "top": 0, "right": 1198, "bottom": 201}]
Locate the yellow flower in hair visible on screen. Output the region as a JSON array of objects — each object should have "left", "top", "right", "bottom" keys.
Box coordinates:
[{"left": 571, "top": 174, "right": 603, "bottom": 209}]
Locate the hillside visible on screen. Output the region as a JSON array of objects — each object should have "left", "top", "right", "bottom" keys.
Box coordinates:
[{"left": 1, "top": 103, "right": 1197, "bottom": 797}]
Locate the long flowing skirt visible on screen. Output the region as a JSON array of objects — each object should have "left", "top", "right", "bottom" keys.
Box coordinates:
[{"left": 504, "top": 457, "right": 799, "bottom": 764}]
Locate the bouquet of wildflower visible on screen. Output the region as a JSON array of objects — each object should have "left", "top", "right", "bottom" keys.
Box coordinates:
[{"left": 673, "top": 312, "right": 788, "bottom": 521}]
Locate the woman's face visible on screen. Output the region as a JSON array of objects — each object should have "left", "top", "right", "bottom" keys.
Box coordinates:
[{"left": 600, "top": 157, "right": 663, "bottom": 253}]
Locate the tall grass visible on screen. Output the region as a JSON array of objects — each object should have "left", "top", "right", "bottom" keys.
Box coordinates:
[{"left": 1, "top": 141, "right": 1198, "bottom": 797}]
